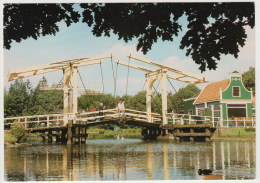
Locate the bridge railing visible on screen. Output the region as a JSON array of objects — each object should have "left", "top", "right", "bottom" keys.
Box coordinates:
[
  {"left": 4, "top": 108, "right": 162, "bottom": 129},
  {"left": 4, "top": 113, "right": 67, "bottom": 129},
  {"left": 76, "top": 108, "right": 161, "bottom": 123},
  {"left": 76, "top": 109, "right": 117, "bottom": 123},
  {"left": 124, "top": 109, "right": 161, "bottom": 123},
  {"left": 165, "top": 113, "right": 220, "bottom": 127}
]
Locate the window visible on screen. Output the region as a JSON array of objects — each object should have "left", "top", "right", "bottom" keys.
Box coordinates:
[
  {"left": 198, "top": 109, "right": 205, "bottom": 116},
  {"left": 233, "top": 86, "right": 240, "bottom": 97},
  {"left": 227, "top": 104, "right": 246, "bottom": 118}
]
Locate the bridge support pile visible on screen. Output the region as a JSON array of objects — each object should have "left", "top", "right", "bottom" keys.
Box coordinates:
[{"left": 162, "top": 124, "right": 216, "bottom": 142}]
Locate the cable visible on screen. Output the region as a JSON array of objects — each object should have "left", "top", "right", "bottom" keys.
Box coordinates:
[
  {"left": 99, "top": 60, "right": 105, "bottom": 94},
  {"left": 141, "top": 79, "right": 146, "bottom": 92},
  {"left": 167, "top": 78, "right": 178, "bottom": 93},
  {"left": 78, "top": 69, "right": 88, "bottom": 92},
  {"left": 125, "top": 56, "right": 131, "bottom": 96},
  {"left": 114, "top": 63, "right": 119, "bottom": 98}
]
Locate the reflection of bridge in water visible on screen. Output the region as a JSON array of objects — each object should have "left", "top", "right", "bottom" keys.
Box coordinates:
[
  {"left": 5, "top": 54, "right": 216, "bottom": 143},
  {"left": 4, "top": 141, "right": 255, "bottom": 181}
]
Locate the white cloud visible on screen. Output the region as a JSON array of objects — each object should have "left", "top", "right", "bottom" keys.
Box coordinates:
[
  {"left": 238, "top": 26, "right": 255, "bottom": 62},
  {"left": 163, "top": 56, "right": 199, "bottom": 73},
  {"left": 104, "top": 43, "right": 145, "bottom": 60},
  {"left": 116, "top": 77, "right": 145, "bottom": 96}
]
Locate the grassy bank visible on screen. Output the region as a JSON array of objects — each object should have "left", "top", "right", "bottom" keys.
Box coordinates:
[
  {"left": 4, "top": 130, "right": 41, "bottom": 144},
  {"left": 213, "top": 128, "right": 255, "bottom": 140},
  {"left": 4, "top": 127, "right": 142, "bottom": 144},
  {"left": 5, "top": 127, "right": 255, "bottom": 144},
  {"left": 4, "top": 130, "right": 17, "bottom": 144},
  {"left": 87, "top": 127, "right": 142, "bottom": 139}
]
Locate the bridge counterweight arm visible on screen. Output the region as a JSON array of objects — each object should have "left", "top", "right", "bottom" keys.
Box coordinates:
[
  {"left": 8, "top": 55, "right": 110, "bottom": 82},
  {"left": 115, "top": 60, "right": 154, "bottom": 72},
  {"left": 127, "top": 54, "right": 209, "bottom": 84}
]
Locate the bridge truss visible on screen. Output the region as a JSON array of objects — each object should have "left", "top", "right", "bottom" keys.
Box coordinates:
[{"left": 116, "top": 54, "right": 209, "bottom": 124}]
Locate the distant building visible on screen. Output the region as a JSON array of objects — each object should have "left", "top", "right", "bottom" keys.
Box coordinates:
[
  {"left": 39, "top": 82, "right": 102, "bottom": 96},
  {"left": 183, "top": 71, "right": 255, "bottom": 126}
]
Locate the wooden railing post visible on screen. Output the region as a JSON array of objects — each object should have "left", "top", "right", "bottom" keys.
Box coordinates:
[
  {"left": 24, "top": 117, "right": 27, "bottom": 129},
  {"left": 244, "top": 118, "right": 246, "bottom": 128},
  {"left": 37, "top": 117, "right": 40, "bottom": 127},
  {"left": 67, "top": 119, "right": 73, "bottom": 145},
  {"left": 211, "top": 105, "right": 215, "bottom": 127},
  {"left": 47, "top": 116, "right": 50, "bottom": 127},
  {"left": 235, "top": 119, "right": 238, "bottom": 128}
]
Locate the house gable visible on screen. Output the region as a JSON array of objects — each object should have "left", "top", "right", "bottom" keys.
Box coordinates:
[{"left": 222, "top": 71, "right": 251, "bottom": 100}]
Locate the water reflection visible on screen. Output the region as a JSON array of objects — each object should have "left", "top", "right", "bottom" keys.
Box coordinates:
[{"left": 4, "top": 140, "right": 255, "bottom": 181}]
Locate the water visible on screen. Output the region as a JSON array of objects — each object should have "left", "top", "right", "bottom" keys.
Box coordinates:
[{"left": 4, "top": 139, "right": 255, "bottom": 181}]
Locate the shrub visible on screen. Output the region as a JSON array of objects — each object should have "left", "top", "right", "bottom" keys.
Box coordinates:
[{"left": 10, "top": 121, "right": 28, "bottom": 143}]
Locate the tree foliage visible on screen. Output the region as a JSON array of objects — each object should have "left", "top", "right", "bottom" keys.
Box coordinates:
[
  {"left": 242, "top": 67, "right": 255, "bottom": 95},
  {"left": 168, "top": 84, "right": 201, "bottom": 113},
  {"left": 10, "top": 121, "right": 28, "bottom": 143},
  {"left": 29, "top": 77, "right": 63, "bottom": 115},
  {"left": 4, "top": 79, "right": 32, "bottom": 117},
  {"left": 4, "top": 77, "right": 63, "bottom": 118},
  {"left": 4, "top": 4, "right": 80, "bottom": 50},
  {"left": 4, "top": 3, "right": 254, "bottom": 72}
]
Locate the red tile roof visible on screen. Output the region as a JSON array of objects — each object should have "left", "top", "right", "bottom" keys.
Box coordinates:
[{"left": 194, "top": 79, "right": 230, "bottom": 104}]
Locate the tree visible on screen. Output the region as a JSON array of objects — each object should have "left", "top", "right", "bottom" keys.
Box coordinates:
[
  {"left": 169, "top": 84, "right": 201, "bottom": 113},
  {"left": 28, "top": 77, "right": 63, "bottom": 115},
  {"left": 4, "top": 4, "right": 80, "bottom": 50},
  {"left": 4, "top": 79, "right": 33, "bottom": 117},
  {"left": 128, "top": 91, "right": 146, "bottom": 111},
  {"left": 4, "top": 3, "right": 254, "bottom": 72},
  {"left": 242, "top": 67, "right": 255, "bottom": 95}
]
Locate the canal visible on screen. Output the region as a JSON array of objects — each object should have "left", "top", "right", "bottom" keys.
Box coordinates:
[{"left": 4, "top": 139, "right": 255, "bottom": 181}]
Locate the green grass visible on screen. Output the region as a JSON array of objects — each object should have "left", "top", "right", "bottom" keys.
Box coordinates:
[
  {"left": 4, "top": 130, "right": 17, "bottom": 143},
  {"left": 219, "top": 128, "right": 255, "bottom": 139},
  {"left": 4, "top": 130, "right": 41, "bottom": 144},
  {"left": 87, "top": 127, "right": 142, "bottom": 138}
]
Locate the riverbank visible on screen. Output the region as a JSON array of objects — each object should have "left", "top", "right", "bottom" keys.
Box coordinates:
[
  {"left": 4, "top": 130, "right": 41, "bottom": 146},
  {"left": 4, "top": 127, "right": 142, "bottom": 145},
  {"left": 4, "top": 127, "right": 255, "bottom": 145},
  {"left": 212, "top": 127, "right": 255, "bottom": 141}
]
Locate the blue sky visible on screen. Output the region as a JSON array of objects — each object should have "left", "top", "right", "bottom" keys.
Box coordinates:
[{"left": 3, "top": 4, "right": 256, "bottom": 96}]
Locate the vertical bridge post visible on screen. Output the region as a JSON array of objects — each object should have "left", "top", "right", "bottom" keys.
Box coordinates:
[
  {"left": 63, "top": 67, "right": 71, "bottom": 126},
  {"left": 146, "top": 69, "right": 168, "bottom": 125}
]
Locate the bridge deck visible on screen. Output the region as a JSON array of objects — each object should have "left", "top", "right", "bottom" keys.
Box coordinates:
[
  {"left": 4, "top": 109, "right": 220, "bottom": 142},
  {"left": 4, "top": 108, "right": 162, "bottom": 131}
]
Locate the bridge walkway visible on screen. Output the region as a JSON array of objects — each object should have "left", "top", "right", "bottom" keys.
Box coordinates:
[
  {"left": 4, "top": 109, "right": 222, "bottom": 143},
  {"left": 4, "top": 108, "right": 162, "bottom": 130}
]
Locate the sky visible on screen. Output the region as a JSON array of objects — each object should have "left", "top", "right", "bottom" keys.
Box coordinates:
[{"left": 3, "top": 3, "right": 257, "bottom": 97}]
